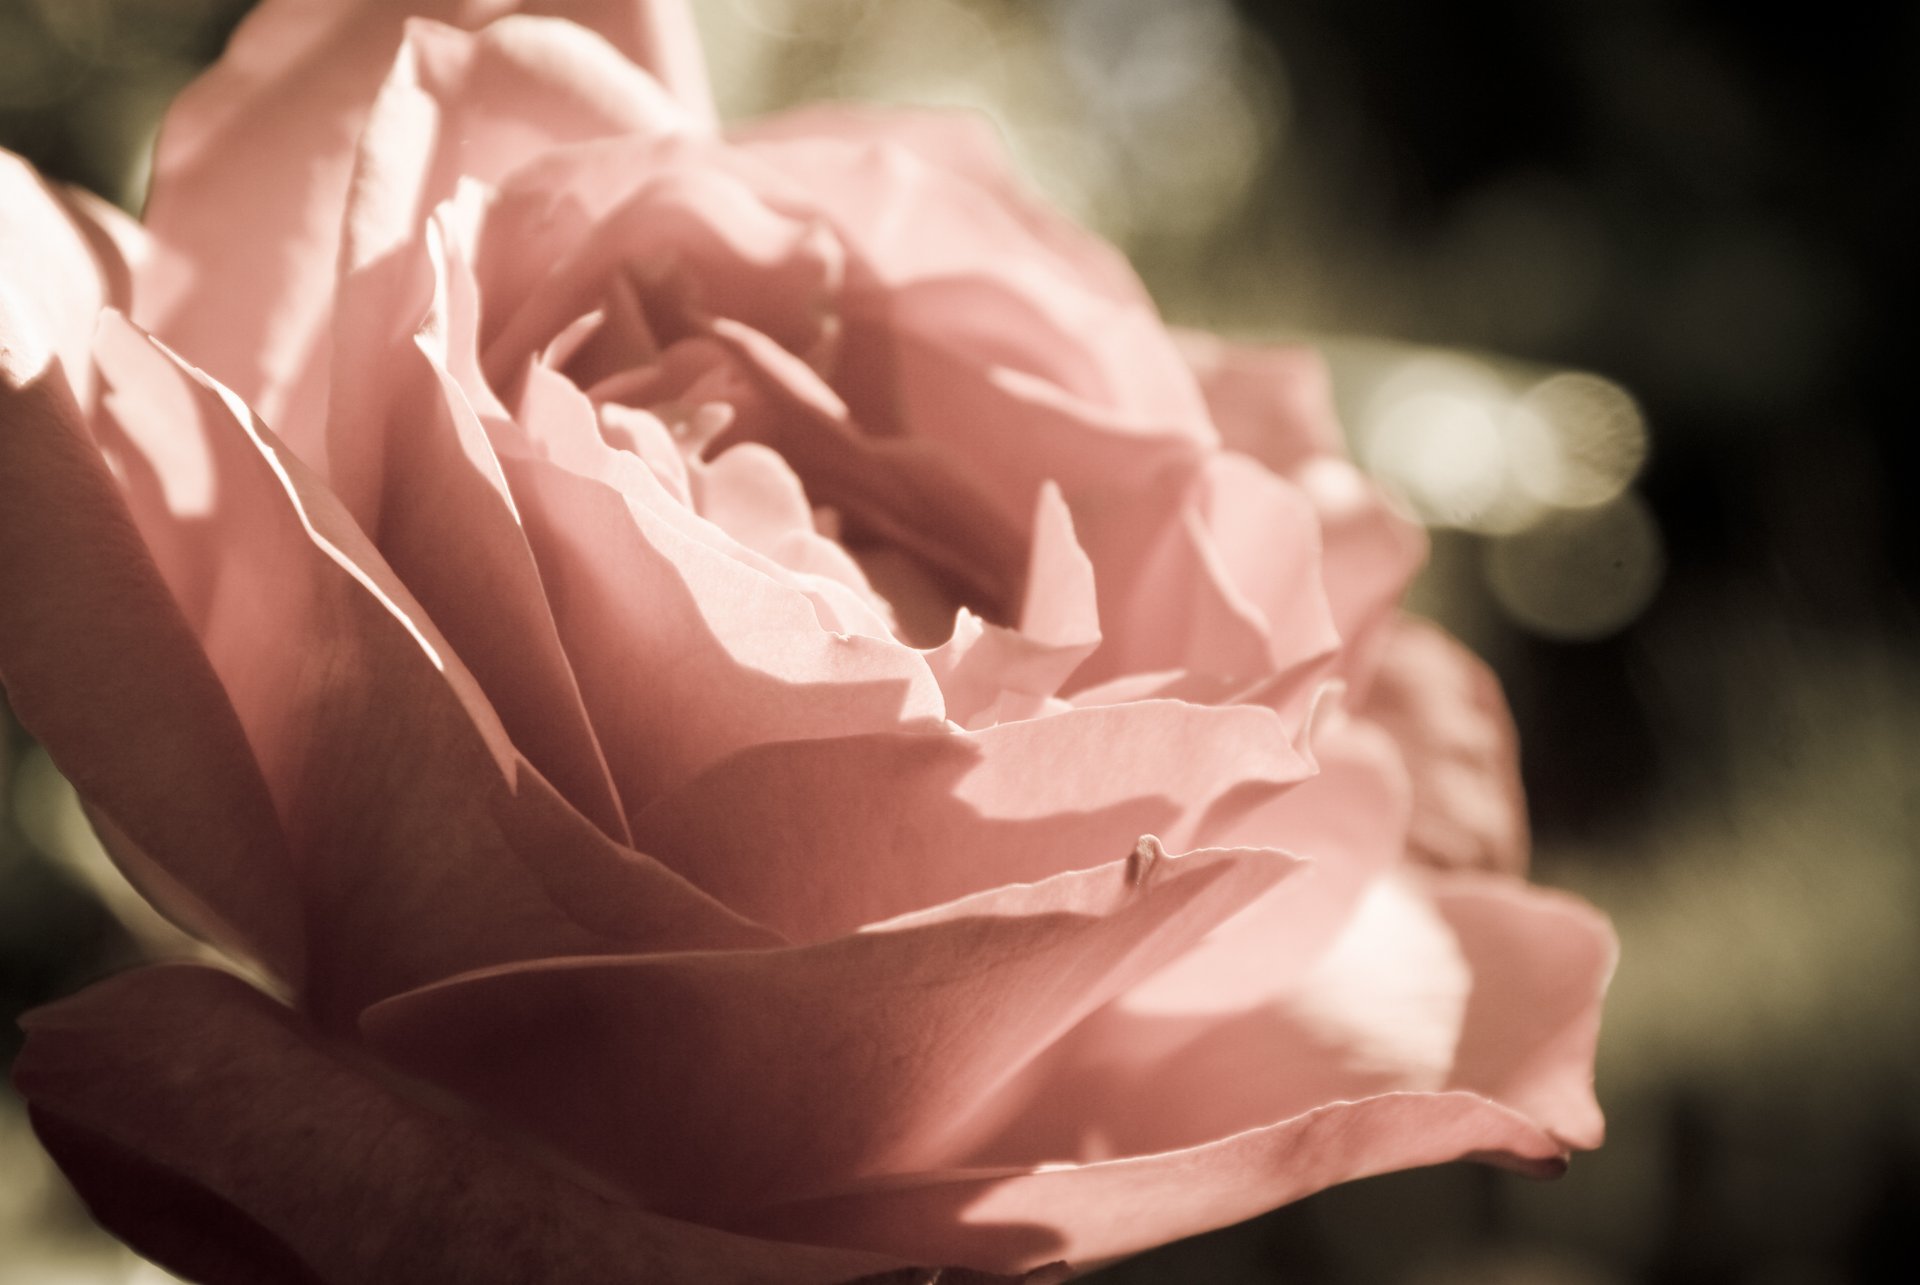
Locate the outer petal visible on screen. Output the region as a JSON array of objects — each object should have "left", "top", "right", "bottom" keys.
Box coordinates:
[
  {"left": 1180, "top": 332, "right": 1426, "bottom": 683},
  {"left": 13, "top": 965, "right": 901, "bottom": 1285},
  {"left": 138, "top": 0, "right": 714, "bottom": 450},
  {"left": 936, "top": 718, "right": 1416, "bottom": 1166},
  {"left": 1429, "top": 874, "right": 1616, "bottom": 1149},
  {"left": 1362, "top": 616, "right": 1531, "bottom": 874},
  {"left": 361, "top": 842, "right": 1301, "bottom": 1222},
  {"left": 740, "top": 878, "right": 1613, "bottom": 1273},
  {"left": 744, "top": 1093, "right": 1563, "bottom": 1275},
  {"left": 322, "top": 20, "right": 664, "bottom": 831},
  {"left": 0, "top": 351, "right": 303, "bottom": 987}
]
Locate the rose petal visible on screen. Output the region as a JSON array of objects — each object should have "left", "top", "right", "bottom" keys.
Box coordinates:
[
  {"left": 739, "top": 878, "right": 1612, "bottom": 1273},
  {"left": 743, "top": 1092, "right": 1563, "bottom": 1275},
  {"left": 692, "top": 442, "right": 899, "bottom": 636},
  {"left": 0, "top": 152, "right": 113, "bottom": 404},
  {"left": 930, "top": 718, "right": 1415, "bottom": 1164},
  {"left": 1065, "top": 466, "right": 1278, "bottom": 691},
  {"left": 329, "top": 14, "right": 693, "bottom": 490},
  {"left": 14, "top": 965, "right": 898, "bottom": 1285},
  {"left": 481, "top": 163, "right": 844, "bottom": 397},
  {"left": 732, "top": 105, "right": 1144, "bottom": 309},
  {"left": 498, "top": 443, "right": 946, "bottom": 810},
  {"left": 138, "top": 0, "right": 714, "bottom": 455},
  {"left": 47, "top": 183, "right": 151, "bottom": 320},
  {"left": 708, "top": 321, "right": 1031, "bottom": 621},
  {"left": 0, "top": 344, "right": 302, "bottom": 987},
  {"left": 925, "top": 482, "right": 1101, "bottom": 725},
  {"left": 89, "top": 317, "right": 757, "bottom": 1020},
  {"left": 628, "top": 700, "right": 1311, "bottom": 944},
  {"left": 1362, "top": 616, "right": 1531, "bottom": 873},
  {"left": 362, "top": 840, "right": 1301, "bottom": 1220},
  {"left": 737, "top": 133, "right": 1210, "bottom": 434},
  {"left": 839, "top": 282, "right": 1206, "bottom": 526},
  {"left": 1180, "top": 333, "right": 1427, "bottom": 681},
  {"left": 1430, "top": 874, "right": 1616, "bottom": 1148},
  {"left": 1178, "top": 331, "right": 1344, "bottom": 470},
  {"left": 959, "top": 873, "right": 1472, "bottom": 1168},
  {"left": 1198, "top": 451, "right": 1344, "bottom": 675},
  {"left": 325, "top": 201, "right": 635, "bottom": 834}
]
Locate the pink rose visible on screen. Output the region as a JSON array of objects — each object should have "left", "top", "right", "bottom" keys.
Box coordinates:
[{"left": 0, "top": 2, "right": 1615, "bottom": 1281}]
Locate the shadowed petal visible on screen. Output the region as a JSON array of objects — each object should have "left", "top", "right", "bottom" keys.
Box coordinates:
[
  {"left": 362, "top": 842, "right": 1301, "bottom": 1221},
  {"left": 14, "top": 965, "right": 901, "bottom": 1285},
  {"left": 0, "top": 351, "right": 303, "bottom": 987}
]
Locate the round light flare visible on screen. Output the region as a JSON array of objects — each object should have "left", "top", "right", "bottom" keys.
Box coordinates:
[
  {"left": 1505, "top": 372, "right": 1649, "bottom": 511},
  {"left": 1483, "top": 493, "right": 1665, "bottom": 641},
  {"left": 1364, "top": 389, "right": 1510, "bottom": 530}
]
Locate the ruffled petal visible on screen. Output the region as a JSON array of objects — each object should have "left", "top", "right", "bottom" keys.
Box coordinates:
[
  {"left": 498, "top": 439, "right": 946, "bottom": 812},
  {"left": 481, "top": 159, "right": 842, "bottom": 396},
  {"left": 14, "top": 965, "right": 898, "bottom": 1285},
  {"left": 1362, "top": 616, "right": 1531, "bottom": 874},
  {"left": 628, "top": 700, "right": 1311, "bottom": 944},
  {"left": 1065, "top": 465, "right": 1276, "bottom": 692},
  {"left": 361, "top": 841, "right": 1301, "bottom": 1221}
]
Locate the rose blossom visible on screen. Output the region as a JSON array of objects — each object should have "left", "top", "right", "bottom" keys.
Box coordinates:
[{"left": 0, "top": 2, "right": 1615, "bottom": 1281}]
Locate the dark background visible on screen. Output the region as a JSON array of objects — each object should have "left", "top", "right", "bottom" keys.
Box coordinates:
[{"left": 2, "top": 1, "right": 1915, "bottom": 1281}]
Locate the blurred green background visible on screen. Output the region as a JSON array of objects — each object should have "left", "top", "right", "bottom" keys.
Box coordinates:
[{"left": 3, "top": 1, "right": 1916, "bottom": 1281}]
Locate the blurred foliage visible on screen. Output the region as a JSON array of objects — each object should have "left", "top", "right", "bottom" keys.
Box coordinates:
[{"left": 3, "top": 0, "right": 1917, "bottom": 1282}]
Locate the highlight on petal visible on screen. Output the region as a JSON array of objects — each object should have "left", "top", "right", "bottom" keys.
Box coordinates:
[
  {"left": 0, "top": 151, "right": 113, "bottom": 401},
  {"left": 14, "top": 965, "right": 900, "bottom": 1285}
]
